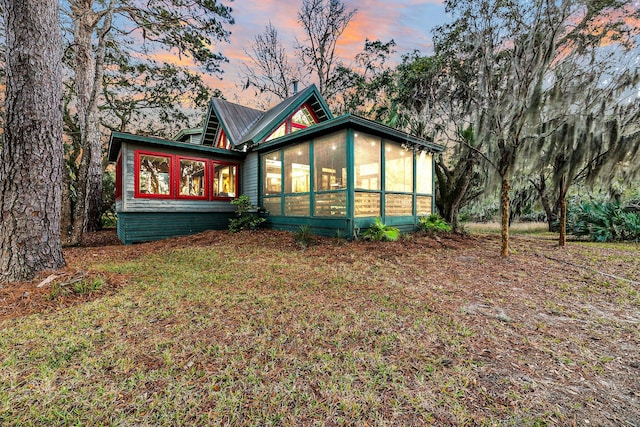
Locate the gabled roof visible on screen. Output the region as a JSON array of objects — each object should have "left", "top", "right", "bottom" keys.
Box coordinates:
[
  {"left": 199, "top": 84, "right": 333, "bottom": 148},
  {"left": 200, "top": 99, "right": 263, "bottom": 147},
  {"left": 237, "top": 84, "right": 332, "bottom": 147}
]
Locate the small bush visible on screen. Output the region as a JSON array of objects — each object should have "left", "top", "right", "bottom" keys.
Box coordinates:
[
  {"left": 362, "top": 217, "right": 400, "bottom": 242},
  {"left": 294, "top": 225, "right": 314, "bottom": 248},
  {"left": 229, "top": 195, "right": 267, "bottom": 232},
  {"left": 567, "top": 201, "right": 640, "bottom": 242},
  {"left": 418, "top": 214, "right": 452, "bottom": 233}
]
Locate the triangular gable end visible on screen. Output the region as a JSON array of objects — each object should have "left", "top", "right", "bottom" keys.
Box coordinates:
[
  {"left": 238, "top": 84, "right": 333, "bottom": 148},
  {"left": 200, "top": 98, "right": 263, "bottom": 147}
]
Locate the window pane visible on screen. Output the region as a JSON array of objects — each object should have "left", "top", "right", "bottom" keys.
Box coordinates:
[
  {"left": 314, "top": 132, "right": 347, "bottom": 191},
  {"left": 263, "top": 151, "right": 282, "bottom": 195},
  {"left": 266, "top": 122, "right": 287, "bottom": 141},
  {"left": 284, "top": 194, "right": 310, "bottom": 216},
  {"left": 386, "top": 194, "right": 413, "bottom": 216},
  {"left": 213, "top": 163, "right": 237, "bottom": 198},
  {"left": 416, "top": 152, "right": 433, "bottom": 194},
  {"left": 416, "top": 196, "right": 432, "bottom": 216},
  {"left": 179, "top": 158, "right": 207, "bottom": 197},
  {"left": 354, "top": 133, "right": 381, "bottom": 190},
  {"left": 139, "top": 154, "right": 172, "bottom": 195},
  {"left": 355, "top": 192, "right": 380, "bottom": 217},
  {"left": 315, "top": 192, "right": 346, "bottom": 217},
  {"left": 263, "top": 196, "right": 282, "bottom": 216},
  {"left": 284, "top": 143, "right": 310, "bottom": 193},
  {"left": 385, "top": 142, "right": 413, "bottom": 192},
  {"left": 292, "top": 105, "right": 315, "bottom": 127}
]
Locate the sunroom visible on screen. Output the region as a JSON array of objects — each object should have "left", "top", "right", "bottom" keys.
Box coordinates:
[{"left": 250, "top": 114, "right": 443, "bottom": 238}]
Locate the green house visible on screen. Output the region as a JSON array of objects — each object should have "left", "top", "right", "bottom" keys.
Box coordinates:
[{"left": 107, "top": 85, "right": 444, "bottom": 244}]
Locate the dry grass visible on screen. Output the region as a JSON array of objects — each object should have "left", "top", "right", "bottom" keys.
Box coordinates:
[{"left": 0, "top": 230, "right": 638, "bottom": 426}]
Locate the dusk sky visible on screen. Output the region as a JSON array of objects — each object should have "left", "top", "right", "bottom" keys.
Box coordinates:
[{"left": 211, "top": 0, "right": 450, "bottom": 104}]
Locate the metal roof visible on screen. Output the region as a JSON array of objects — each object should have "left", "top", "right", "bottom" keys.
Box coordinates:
[
  {"left": 253, "top": 114, "right": 445, "bottom": 154},
  {"left": 107, "top": 132, "right": 245, "bottom": 162},
  {"left": 198, "top": 84, "right": 332, "bottom": 149},
  {"left": 200, "top": 99, "right": 263, "bottom": 146},
  {"left": 237, "top": 85, "right": 333, "bottom": 146}
]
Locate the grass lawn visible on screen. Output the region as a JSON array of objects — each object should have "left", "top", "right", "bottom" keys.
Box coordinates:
[{"left": 0, "top": 230, "right": 638, "bottom": 425}]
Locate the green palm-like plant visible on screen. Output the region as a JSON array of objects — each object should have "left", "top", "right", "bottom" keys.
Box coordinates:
[
  {"left": 362, "top": 217, "right": 400, "bottom": 242},
  {"left": 418, "top": 214, "right": 452, "bottom": 233}
]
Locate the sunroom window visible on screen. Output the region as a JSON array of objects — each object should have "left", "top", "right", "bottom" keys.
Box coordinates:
[
  {"left": 314, "top": 132, "right": 346, "bottom": 191},
  {"left": 284, "top": 143, "right": 310, "bottom": 193},
  {"left": 266, "top": 123, "right": 287, "bottom": 142},
  {"left": 354, "top": 133, "right": 381, "bottom": 191},
  {"left": 385, "top": 141, "right": 413, "bottom": 193},
  {"left": 416, "top": 152, "right": 433, "bottom": 194}
]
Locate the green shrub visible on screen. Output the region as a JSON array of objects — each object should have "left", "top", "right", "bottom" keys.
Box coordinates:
[
  {"left": 567, "top": 201, "right": 640, "bottom": 242},
  {"left": 418, "top": 214, "right": 452, "bottom": 233},
  {"left": 229, "top": 195, "right": 267, "bottom": 232},
  {"left": 294, "top": 225, "right": 314, "bottom": 248},
  {"left": 362, "top": 217, "right": 400, "bottom": 242}
]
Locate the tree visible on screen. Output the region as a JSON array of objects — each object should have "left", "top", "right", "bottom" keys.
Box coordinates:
[
  {"left": 241, "top": 22, "right": 302, "bottom": 101},
  {"left": 526, "top": 55, "right": 640, "bottom": 244},
  {"left": 0, "top": 0, "right": 65, "bottom": 282},
  {"left": 297, "top": 0, "right": 357, "bottom": 99},
  {"left": 62, "top": 0, "right": 233, "bottom": 245},
  {"left": 101, "top": 45, "right": 218, "bottom": 138},
  {"left": 440, "top": 0, "right": 637, "bottom": 256}
]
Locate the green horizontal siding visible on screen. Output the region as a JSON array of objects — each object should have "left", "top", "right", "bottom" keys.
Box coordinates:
[{"left": 117, "top": 212, "right": 233, "bottom": 244}]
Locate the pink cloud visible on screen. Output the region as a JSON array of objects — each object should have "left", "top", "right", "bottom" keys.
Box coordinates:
[{"left": 212, "top": 0, "right": 449, "bottom": 105}]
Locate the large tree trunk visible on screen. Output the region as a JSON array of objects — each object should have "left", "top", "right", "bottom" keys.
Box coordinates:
[
  {"left": 0, "top": 0, "right": 65, "bottom": 282},
  {"left": 69, "top": 0, "right": 112, "bottom": 245},
  {"left": 500, "top": 177, "right": 511, "bottom": 257}
]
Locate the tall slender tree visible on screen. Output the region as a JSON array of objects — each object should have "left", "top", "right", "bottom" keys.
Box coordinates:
[
  {"left": 0, "top": 0, "right": 65, "bottom": 282},
  {"left": 297, "top": 0, "right": 357, "bottom": 99},
  {"left": 62, "top": 0, "right": 234, "bottom": 245},
  {"left": 241, "top": 22, "right": 302, "bottom": 101}
]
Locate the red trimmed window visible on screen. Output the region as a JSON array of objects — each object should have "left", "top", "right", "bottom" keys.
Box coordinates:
[
  {"left": 216, "top": 129, "right": 229, "bottom": 149},
  {"left": 135, "top": 151, "right": 174, "bottom": 199},
  {"left": 177, "top": 156, "right": 208, "bottom": 199},
  {"left": 265, "top": 104, "right": 318, "bottom": 141},
  {"left": 212, "top": 161, "right": 238, "bottom": 199},
  {"left": 134, "top": 150, "right": 239, "bottom": 201},
  {"left": 115, "top": 152, "right": 123, "bottom": 200}
]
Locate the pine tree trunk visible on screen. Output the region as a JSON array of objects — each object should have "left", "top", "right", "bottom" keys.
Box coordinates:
[
  {"left": 500, "top": 177, "right": 511, "bottom": 257},
  {"left": 0, "top": 0, "right": 65, "bottom": 282}
]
